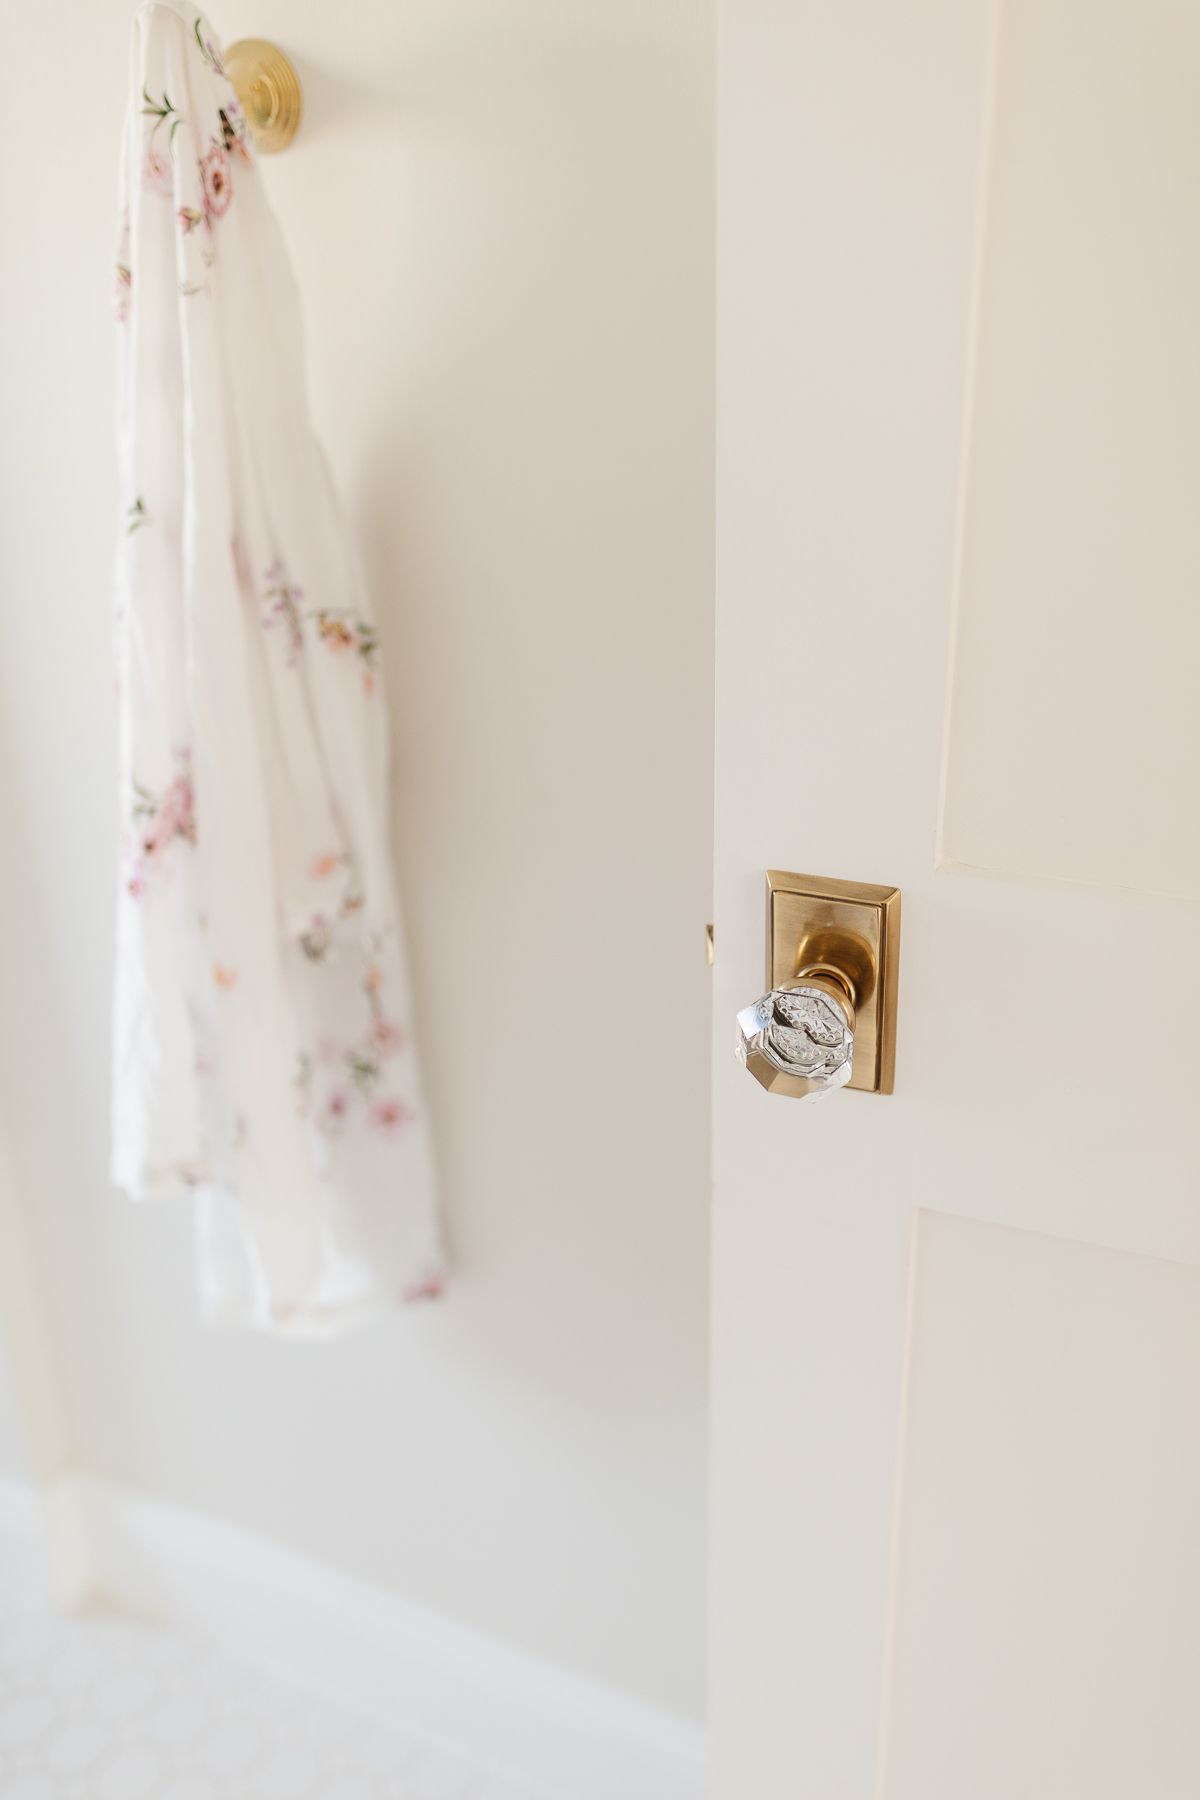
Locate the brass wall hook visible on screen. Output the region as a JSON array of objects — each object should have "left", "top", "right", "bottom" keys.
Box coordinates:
[{"left": 225, "top": 39, "right": 303, "bottom": 154}]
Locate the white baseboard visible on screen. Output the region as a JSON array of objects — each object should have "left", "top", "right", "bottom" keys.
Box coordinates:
[{"left": 0, "top": 1473, "right": 707, "bottom": 1800}]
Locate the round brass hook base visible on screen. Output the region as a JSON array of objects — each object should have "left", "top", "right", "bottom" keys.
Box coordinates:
[{"left": 225, "top": 38, "right": 303, "bottom": 154}]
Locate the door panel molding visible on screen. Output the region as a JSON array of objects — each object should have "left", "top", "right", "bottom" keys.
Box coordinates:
[{"left": 937, "top": 0, "right": 1200, "bottom": 899}]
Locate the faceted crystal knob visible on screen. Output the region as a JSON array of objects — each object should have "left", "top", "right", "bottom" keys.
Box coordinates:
[{"left": 736, "top": 979, "right": 855, "bottom": 1101}]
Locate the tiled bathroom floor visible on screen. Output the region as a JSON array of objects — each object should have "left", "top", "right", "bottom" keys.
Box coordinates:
[{"left": 0, "top": 1526, "right": 541, "bottom": 1800}]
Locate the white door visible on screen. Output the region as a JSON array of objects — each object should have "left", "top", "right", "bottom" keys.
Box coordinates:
[{"left": 712, "top": 3, "right": 1200, "bottom": 1797}]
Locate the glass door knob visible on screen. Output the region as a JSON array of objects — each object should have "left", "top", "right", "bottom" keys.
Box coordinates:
[
  {"left": 735, "top": 871, "right": 902, "bottom": 1099},
  {"left": 736, "top": 973, "right": 856, "bottom": 1101}
]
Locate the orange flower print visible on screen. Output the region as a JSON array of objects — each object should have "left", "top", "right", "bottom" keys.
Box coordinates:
[
  {"left": 314, "top": 610, "right": 379, "bottom": 674},
  {"left": 311, "top": 853, "right": 341, "bottom": 879},
  {"left": 213, "top": 964, "right": 238, "bottom": 990},
  {"left": 318, "top": 615, "right": 356, "bottom": 651},
  {"left": 257, "top": 563, "right": 381, "bottom": 682}
]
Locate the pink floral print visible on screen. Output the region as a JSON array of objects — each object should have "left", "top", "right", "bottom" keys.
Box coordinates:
[
  {"left": 144, "top": 149, "right": 173, "bottom": 194},
  {"left": 114, "top": 262, "right": 132, "bottom": 322},
  {"left": 370, "top": 1016, "right": 405, "bottom": 1058},
  {"left": 141, "top": 86, "right": 183, "bottom": 173},
  {"left": 193, "top": 15, "right": 226, "bottom": 78},
  {"left": 201, "top": 142, "right": 232, "bottom": 220},
  {"left": 298, "top": 884, "right": 366, "bottom": 964},
  {"left": 370, "top": 1098, "right": 414, "bottom": 1137},
  {"left": 138, "top": 22, "right": 251, "bottom": 275},
  {"left": 126, "top": 754, "right": 196, "bottom": 898},
  {"left": 321, "top": 1088, "right": 351, "bottom": 1135},
  {"left": 364, "top": 965, "right": 405, "bottom": 1060},
  {"left": 258, "top": 560, "right": 381, "bottom": 690},
  {"left": 262, "top": 557, "right": 305, "bottom": 662},
  {"left": 403, "top": 1269, "right": 445, "bottom": 1304},
  {"left": 294, "top": 966, "right": 413, "bottom": 1143}
]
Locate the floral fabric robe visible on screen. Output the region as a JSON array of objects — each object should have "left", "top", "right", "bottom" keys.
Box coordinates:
[{"left": 112, "top": 0, "right": 443, "bottom": 1332}]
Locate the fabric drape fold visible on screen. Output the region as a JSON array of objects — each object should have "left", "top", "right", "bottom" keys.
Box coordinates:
[{"left": 112, "top": 0, "right": 443, "bottom": 1333}]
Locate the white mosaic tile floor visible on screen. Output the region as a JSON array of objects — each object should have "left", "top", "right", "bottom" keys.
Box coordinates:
[{"left": 0, "top": 1528, "right": 542, "bottom": 1800}]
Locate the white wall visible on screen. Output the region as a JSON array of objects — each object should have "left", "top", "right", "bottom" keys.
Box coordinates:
[
  {"left": 0, "top": 0, "right": 712, "bottom": 1718},
  {"left": 0, "top": 1351, "right": 25, "bottom": 1482}
]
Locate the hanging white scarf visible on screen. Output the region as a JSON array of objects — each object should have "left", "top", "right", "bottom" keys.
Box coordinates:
[{"left": 112, "top": 0, "right": 443, "bottom": 1333}]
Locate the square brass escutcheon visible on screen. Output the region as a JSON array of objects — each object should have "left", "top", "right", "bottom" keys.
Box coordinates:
[{"left": 766, "top": 871, "right": 901, "bottom": 1094}]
